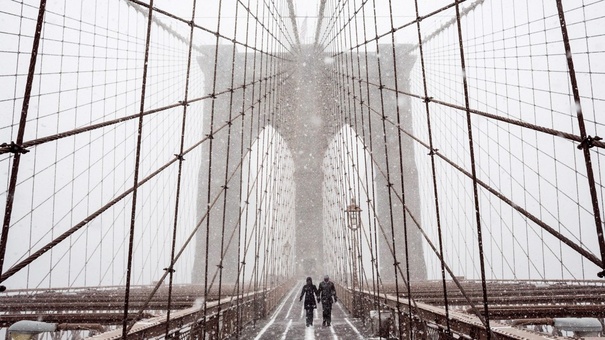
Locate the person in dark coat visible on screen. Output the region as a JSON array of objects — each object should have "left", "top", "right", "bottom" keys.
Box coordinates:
[
  {"left": 317, "top": 274, "right": 337, "bottom": 326},
  {"left": 299, "top": 277, "right": 319, "bottom": 326}
]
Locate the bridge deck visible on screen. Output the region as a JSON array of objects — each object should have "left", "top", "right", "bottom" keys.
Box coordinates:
[{"left": 238, "top": 283, "right": 368, "bottom": 340}]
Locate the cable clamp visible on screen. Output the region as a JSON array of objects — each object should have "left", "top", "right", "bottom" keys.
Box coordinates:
[
  {"left": 163, "top": 267, "right": 175, "bottom": 273},
  {"left": 178, "top": 100, "right": 189, "bottom": 107},
  {"left": 205, "top": 133, "right": 214, "bottom": 140},
  {"left": 428, "top": 148, "right": 439, "bottom": 155},
  {"left": 423, "top": 96, "right": 433, "bottom": 103},
  {"left": 598, "top": 270, "right": 605, "bottom": 278},
  {"left": 577, "top": 135, "right": 602, "bottom": 150},
  {"left": 174, "top": 154, "right": 185, "bottom": 161},
  {"left": 1, "top": 142, "right": 29, "bottom": 154}
]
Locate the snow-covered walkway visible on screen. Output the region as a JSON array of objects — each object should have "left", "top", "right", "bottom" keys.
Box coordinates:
[{"left": 238, "top": 283, "right": 368, "bottom": 339}]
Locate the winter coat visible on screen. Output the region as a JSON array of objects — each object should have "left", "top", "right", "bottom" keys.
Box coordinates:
[
  {"left": 318, "top": 280, "right": 337, "bottom": 305},
  {"left": 300, "top": 283, "right": 318, "bottom": 310}
]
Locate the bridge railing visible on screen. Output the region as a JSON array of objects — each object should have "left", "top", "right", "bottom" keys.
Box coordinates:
[
  {"left": 89, "top": 279, "right": 294, "bottom": 340},
  {"left": 336, "top": 283, "right": 561, "bottom": 340}
]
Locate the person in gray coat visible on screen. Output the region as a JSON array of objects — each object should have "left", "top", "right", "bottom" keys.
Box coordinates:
[{"left": 317, "top": 275, "right": 337, "bottom": 326}]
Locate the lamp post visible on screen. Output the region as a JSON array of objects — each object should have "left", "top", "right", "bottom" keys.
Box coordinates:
[{"left": 345, "top": 198, "right": 362, "bottom": 317}]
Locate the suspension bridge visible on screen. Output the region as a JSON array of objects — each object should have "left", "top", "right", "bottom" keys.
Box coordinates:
[{"left": 1, "top": 0, "right": 605, "bottom": 338}]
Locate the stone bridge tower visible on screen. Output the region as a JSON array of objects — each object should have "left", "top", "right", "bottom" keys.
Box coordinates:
[{"left": 193, "top": 45, "right": 426, "bottom": 284}]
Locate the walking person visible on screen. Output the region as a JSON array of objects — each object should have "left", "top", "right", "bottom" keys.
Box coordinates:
[
  {"left": 317, "top": 275, "right": 337, "bottom": 326},
  {"left": 299, "top": 277, "right": 319, "bottom": 326}
]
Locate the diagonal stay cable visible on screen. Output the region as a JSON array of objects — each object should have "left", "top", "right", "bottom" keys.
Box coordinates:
[
  {"left": 331, "top": 58, "right": 605, "bottom": 267},
  {"left": 330, "top": 69, "right": 605, "bottom": 149},
  {"left": 123, "top": 124, "right": 278, "bottom": 336},
  {"left": 126, "top": 0, "right": 292, "bottom": 60},
  {"left": 322, "top": 0, "right": 471, "bottom": 57},
  {"left": 0, "top": 74, "right": 292, "bottom": 284},
  {"left": 0, "top": 72, "right": 288, "bottom": 155},
  {"left": 337, "top": 122, "right": 491, "bottom": 329},
  {"left": 344, "top": 85, "right": 605, "bottom": 269}
]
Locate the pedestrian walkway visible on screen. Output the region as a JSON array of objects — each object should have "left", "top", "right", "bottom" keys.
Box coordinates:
[{"left": 239, "top": 282, "right": 368, "bottom": 339}]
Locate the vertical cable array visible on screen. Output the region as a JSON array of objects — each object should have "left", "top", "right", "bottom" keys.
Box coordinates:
[{"left": 2, "top": 0, "right": 605, "bottom": 338}]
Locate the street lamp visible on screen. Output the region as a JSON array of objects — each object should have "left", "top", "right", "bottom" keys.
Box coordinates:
[
  {"left": 345, "top": 198, "right": 362, "bottom": 231},
  {"left": 344, "top": 198, "right": 362, "bottom": 290},
  {"left": 344, "top": 198, "right": 363, "bottom": 318}
]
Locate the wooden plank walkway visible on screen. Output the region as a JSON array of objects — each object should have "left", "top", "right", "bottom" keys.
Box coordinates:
[{"left": 238, "top": 282, "right": 369, "bottom": 339}]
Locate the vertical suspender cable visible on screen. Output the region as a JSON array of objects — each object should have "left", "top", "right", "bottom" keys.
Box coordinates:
[
  {"left": 344, "top": 0, "right": 365, "bottom": 293},
  {"left": 215, "top": 0, "right": 243, "bottom": 335},
  {"left": 453, "top": 2, "right": 492, "bottom": 338},
  {"left": 555, "top": 0, "right": 605, "bottom": 277},
  {"left": 386, "top": 1, "right": 412, "bottom": 337},
  {"left": 164, "top": 1, "right": 198, "bottom": 337},
  {"left": 352, "top": 0, "right": 379, "bottom": 309},
  {"left": 122, "top": 0, "right": 155, "bottom": 337},
  {"left": 258, "top": 0, "right": 272, "bottom": 294},
  {"left": 413, "top": 0, "right": 452, "bottom": 335},
  {"left": 359, "top": 0, "right": 382, "bottom": 314},
  {"left": 202, "top": 0, "right": 224, "bottom": 336},
  {"left": 250, "top": 0, "right": 262, "bottom": 321},
  {"left": 370, "top": 0, "right": 402, "bottom": 328},
  {"left": 236, "top": 0, "right": 254, "bottom": 334},
  {"left": 0, "top": 0, "right": 47, "bottom": 276}
]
